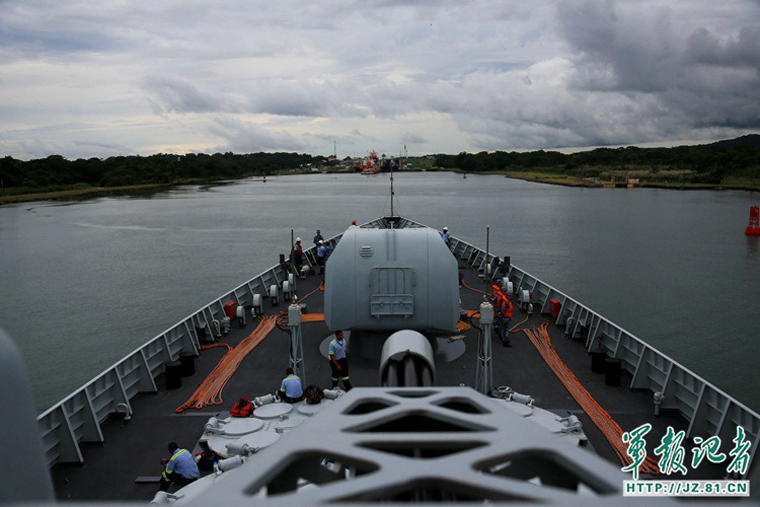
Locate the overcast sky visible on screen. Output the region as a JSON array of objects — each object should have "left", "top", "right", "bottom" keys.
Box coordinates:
[{"left": 1, "top": 0, "right": 759, "bottom": 159}]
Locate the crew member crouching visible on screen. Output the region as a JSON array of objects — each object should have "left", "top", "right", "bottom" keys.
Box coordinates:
[
  {"left": 279, "top": 367, "right": 303, "bottom": 403},
  {"left": 159, "top": 442, "right": 199, "bottom": 491}
]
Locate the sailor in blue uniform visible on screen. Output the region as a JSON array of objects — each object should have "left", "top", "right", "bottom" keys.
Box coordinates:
[
  {"left": 328, "top": 330, "right": 352, "bottom": 390},
  {"left": 441, "top": 227, "right": 451, "bottom": 248},
  {"left": 325, "top": 239, "right": 336, "bottom": 260},
  {"left": 278, "top": 367, "right": 303, "bottom": 403},
  {"left": 292, "top": 238, "right": 303, "bottom": 272},
  {"left": 313, "top": 229, "right": 324, "bottom": 246},
  {"left": 316, "top": 240, "right": 327, "bottom": 274},
  {"left": 159, "top": 442, "right": 199, "bottom": 491}
]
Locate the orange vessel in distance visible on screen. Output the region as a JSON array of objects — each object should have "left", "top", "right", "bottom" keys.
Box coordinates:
[{"left": 359, "top": 151, "right": 381, "bottom": 175}]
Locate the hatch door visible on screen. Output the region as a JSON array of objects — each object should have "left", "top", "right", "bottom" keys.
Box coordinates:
[{"left": 369, "top": 267, "right": 415, "bottom": 318}]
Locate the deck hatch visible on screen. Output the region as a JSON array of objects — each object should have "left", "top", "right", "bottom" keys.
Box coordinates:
[
  {"left": 369, "top": 295, "right": 414, "bottom": 317},
  {"left": 369, "top": 267, "right": 415, "bottom": 318}
]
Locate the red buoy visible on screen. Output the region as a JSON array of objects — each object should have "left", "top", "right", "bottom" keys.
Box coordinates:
[{"left": 746, "top": 206, "right": 760, "bottom": 235}]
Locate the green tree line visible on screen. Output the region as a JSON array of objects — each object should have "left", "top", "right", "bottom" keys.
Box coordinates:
[
  {"left": 434, "top": 140, "right": 760, "bottom": 185},
  {"left": 3, "top": 136, "right": 760, "bottom": 193},
  {"left": 0, "top": 152, "right": 326, "bottom": 193}
]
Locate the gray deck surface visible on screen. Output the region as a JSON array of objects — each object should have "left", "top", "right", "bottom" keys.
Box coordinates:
[{"left": 50, "top": 257, "right": 721, "bottom": 501}]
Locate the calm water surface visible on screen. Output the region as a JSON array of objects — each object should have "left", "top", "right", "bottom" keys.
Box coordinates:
[{"left": 0, "top": 172, "right": 758, "bottom": 412}]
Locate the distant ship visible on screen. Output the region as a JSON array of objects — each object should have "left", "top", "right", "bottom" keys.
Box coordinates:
[{"left": 359, "top": 151, "right": 381, "bottom": 175}]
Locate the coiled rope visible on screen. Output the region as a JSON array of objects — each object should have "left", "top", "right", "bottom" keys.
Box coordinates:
[
  {"left": 521, "top": 321, "right": 660, "bottom": 475},
  {"left": 275, "top": 281, "right": 324, "bottom": 327},
  {"left": 200, "top": 343, "right": 232, "bottom": 352},
  {"left": 461, "top": 275, "right": 657, "bottom": 473},
  {"left": 175, "top": 316, "right": 277, "bottom": 413},
  {"left": 509, "top": 314, "right": 531, "bottom": 333},
  {"left": 461, "top": 278, "right": 488, "bottom": 296}
]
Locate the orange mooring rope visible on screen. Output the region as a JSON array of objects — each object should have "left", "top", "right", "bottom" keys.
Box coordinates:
[
  {"left": 460, "top": 278, "right": 655, "bottom": 472},
  {"left": 521, "top": 321, "right": 660, "bottom": 475},
  {"left": 462, "top": 279, "right": 528, "bottom": 333},
  {"left": 175, "top": 316, "right": 277, "bottom": 413},
  {"left": 275, "top": 282, "right": 325, "bottom": 326},
  {"left": 508, "top": 314, "right": 531, "bottom": 333},
  {"left": 461, "top": 278, "right": 488, "bottom": 296},
  {"left": 200, "top": 343, "right": 232, "bottom": 352},
  {"left": 298, "top": 281, "right": 324, "bottom": 303}
]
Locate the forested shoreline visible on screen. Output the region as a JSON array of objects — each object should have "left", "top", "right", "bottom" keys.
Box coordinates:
[
  {"left": 433, "top": 135, "right": 760, "bottom": 188},
  {"left": 2, "top": 136, "right": 759, "bottom": 204},
  {"left": 0, "top": 152, "right": 326, "bottom": 196}
]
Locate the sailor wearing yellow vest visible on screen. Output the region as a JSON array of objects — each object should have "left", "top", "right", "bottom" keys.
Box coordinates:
[
  {"left": 159, "top": 442, "right": 199, "bottom": 491},
  {"left": 279, "top": 367, "right": 303, "bottom": 403},
  {"left": 328, "top": 330, "right": 352, "bottom": 391}
]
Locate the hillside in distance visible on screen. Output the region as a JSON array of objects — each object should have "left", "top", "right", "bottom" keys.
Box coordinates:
[
  {"left": 433, "top": 135, "right": 760, "bottom": 190},
  {"left": 710, "top": 134, "right": 760, "bottom": 148}
]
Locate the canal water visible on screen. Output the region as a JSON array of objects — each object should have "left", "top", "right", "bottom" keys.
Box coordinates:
[{"left": 0, "top": 172, "right": 757, "bottom": 412}]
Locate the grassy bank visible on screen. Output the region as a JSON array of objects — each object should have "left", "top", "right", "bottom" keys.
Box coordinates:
[
  {"left": 0, "top": 182, "right": 179, "bottom": 205},
  {"left": 0, "top": 169, "right": 337, "bottom": 206},
  {"left": 500, "top": 170, "right": 760, "bottom": 191},
  {"left": 502, "top": 171, "right": 600, "bottom": 187}
]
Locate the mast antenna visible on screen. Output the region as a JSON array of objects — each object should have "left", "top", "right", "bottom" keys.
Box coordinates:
[{"left": 390, "top": 152, "right": 395, "bottom": 217}]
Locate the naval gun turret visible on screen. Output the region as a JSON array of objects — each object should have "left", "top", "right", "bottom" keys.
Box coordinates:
[{"left": 324, "top": 227, "right": 459, "bottom": 333}]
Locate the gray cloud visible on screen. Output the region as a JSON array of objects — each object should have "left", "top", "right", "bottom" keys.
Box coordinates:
[
  {"left": 0, "top": 138, "right": 132, "bottom": 160},
  {"left": 1, "top": 0, "right": 759, "bottom": 159},
  {"left": 142, "top": 74, "right": 368, "bottom": 119},
  {"left": 0, "top": 3, "right": 127, "bottom": 62},
  {"left": 685, "top": 27, "right": 760, "bottom": 68},
  {"left": 143, "top": 76, "right": 242, "bottom": 114},
  {"left": 248, "top": 79, "right": 366, "bottom": 118},
  {"left": 401, "top": 132, "right": 428, "bottom": 144},
  {"left": 209, "top": 116, "right": 309, "bottom": 152},
  {"left": 307, "top": 131, "right": 362, "bottom": 146},
  {"left": 551, "top": 0, "right": 760, "bottom": 140},
  {"left": 73, "top": 140, "right": 133, "bottom": 155}
]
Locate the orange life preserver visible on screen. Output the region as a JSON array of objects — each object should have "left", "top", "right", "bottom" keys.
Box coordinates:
[
  {"left": 490, "top": 286, "right": 504, "bottom": 310},
  {"left": 504, "top": 298, "right": 513, "bottom": 319},
  {"left": 230, "top": 397, "right": 253, "bottom": 417},
  {"left": 490, "top": 286, "right": 513, "bottom": 318}
]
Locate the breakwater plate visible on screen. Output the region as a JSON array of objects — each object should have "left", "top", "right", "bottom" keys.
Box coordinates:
[
  {"left": 220, "top": 418, "right": 264, "bottom": 437},
  {"left": 254, "top": 403, "right": 293, "bottom": 419},
  {"left": 297, "top": 399, "right": 333, "bottom": 416},
  {"left": 433, "top": 336, "right": 466, "bottom": 363}
]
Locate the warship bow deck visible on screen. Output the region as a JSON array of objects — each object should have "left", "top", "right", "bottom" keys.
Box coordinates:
[{"left": 39, "top": 217, "right": 758, "bottom": 502}]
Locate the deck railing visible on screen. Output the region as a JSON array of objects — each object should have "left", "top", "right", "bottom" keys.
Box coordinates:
[
  {"left": 36, "top": 238, "right": 330, "bottom": 467},
  {"left": 443, "top": 225, "right": 759, "bottom": 480}
]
